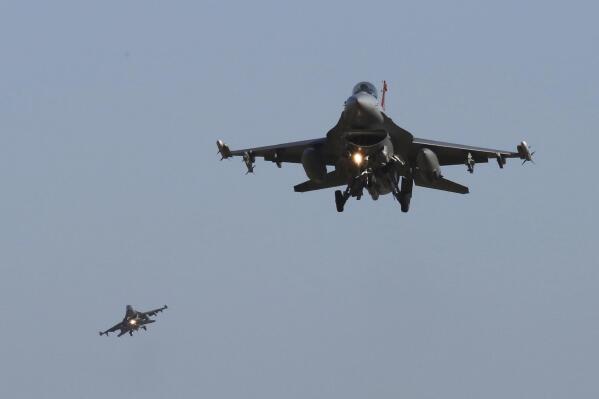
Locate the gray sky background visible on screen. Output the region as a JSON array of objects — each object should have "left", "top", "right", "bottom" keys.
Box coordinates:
[{"left": 1, "top": 1, "right": 598, "bottom": 398}]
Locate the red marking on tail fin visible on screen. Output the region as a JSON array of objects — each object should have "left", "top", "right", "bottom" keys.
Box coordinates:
[{"left": 380, "top": 80, "right": 388, "bottom": 111}]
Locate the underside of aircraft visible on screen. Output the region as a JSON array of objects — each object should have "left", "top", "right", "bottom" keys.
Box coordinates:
[
  {"left": 99, "top": 305, "right": 167, "bottom": 337},
  {"left": 217, "top": 81, "right": 533, "bottom": 212}
]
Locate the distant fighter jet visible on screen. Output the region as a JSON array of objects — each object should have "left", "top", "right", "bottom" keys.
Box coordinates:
[
  {"left": 217, "top": 81, "right": 533, "bottom": 212},
  {"left": 99, "top": 305, "right": 167, "bottom": 337}
]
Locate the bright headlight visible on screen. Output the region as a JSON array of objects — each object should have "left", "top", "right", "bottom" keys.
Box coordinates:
[
  {"left": 129, "top": 319, "right": 137, "bottom": 326},
  {"left": 352, "top": 152, "right": 364, "bottom": 166}
]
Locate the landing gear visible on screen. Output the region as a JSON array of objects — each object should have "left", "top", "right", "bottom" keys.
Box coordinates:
[
  {"left": 334, "top": 168, "right": 413, "bottom": 213},
  {"left": 398, "top": 193, "right": 410, "bottom": 212},
  {"left": 335, "top": 190, "right": 346, "bottom": 212},
  {"left": 399, "top": 177, "right": 413, "bottom": 213},
  {"left": 391, "top": 175, "right": 412, "bottom": 213},
  {"left": 335, "top": 174, "right": 366, "bottom": 212}
]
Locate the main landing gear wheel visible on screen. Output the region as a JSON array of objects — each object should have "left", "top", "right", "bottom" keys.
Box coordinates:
[
  {"left": 335, "top": 190, "right": 345, "bottom": 212},
  {"left": 399, "top": 176, "right": 413, "bottom": 213},
  {"left": 399, "top": 194, "right": 411, "bottom": 213}
]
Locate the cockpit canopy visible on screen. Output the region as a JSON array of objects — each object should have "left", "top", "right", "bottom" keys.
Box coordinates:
[{"left": 352, "top": 81, "right": 378, "bottom": 99}]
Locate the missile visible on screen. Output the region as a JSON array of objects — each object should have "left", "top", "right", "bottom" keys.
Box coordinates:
[
  {"left": 216, "top": 140, "right": 232, "bottom": 160},
  {"left": 517, "top": 141, "right": 534, "bottom": 163}
]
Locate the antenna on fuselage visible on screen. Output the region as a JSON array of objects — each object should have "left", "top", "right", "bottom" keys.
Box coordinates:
[{"left": 380, "top": 80, "right": 388, "bottom": 111}]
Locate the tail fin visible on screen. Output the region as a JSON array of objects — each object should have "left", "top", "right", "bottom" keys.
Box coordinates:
[
  {"left": 294, "top": 171, "right": 347, "bottom": 193},
  {"left": 414, "top": 176, "right": 469, "bottom": 194},
  {"left": 380, "top": 80, "right": 388, "bottom": 111}
]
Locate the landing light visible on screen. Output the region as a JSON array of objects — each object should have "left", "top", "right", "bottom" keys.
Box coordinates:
[
  {"left": 129, "top": 319, "right": 137, "bottom": 326},
  {"left": 352, "top": 152, "right": 364, "bottom": 166}
]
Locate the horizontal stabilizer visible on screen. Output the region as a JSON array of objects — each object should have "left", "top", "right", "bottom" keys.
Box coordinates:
[
  {"left": 414, "top": 176, "right": 469, "bottom": 194},
  {"left": 294, "top": 171, "right": 346, "bottom": 193}
]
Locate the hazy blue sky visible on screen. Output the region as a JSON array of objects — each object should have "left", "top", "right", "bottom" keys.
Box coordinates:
[{"left": 1, "top": 1, "right": 598, "bottom": 398}]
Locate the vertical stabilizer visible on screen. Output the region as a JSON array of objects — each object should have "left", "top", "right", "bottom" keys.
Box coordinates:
[{"left": 380, "top": 80, "right": 388, "bottom": 111}]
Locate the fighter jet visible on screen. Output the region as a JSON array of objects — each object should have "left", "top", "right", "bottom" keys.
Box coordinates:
[
  {"left": 99, "top": 305, "right": 167, "bottom": 337},
  {"left": 217, "top": 81, "right": 533, "bottom": 212}
]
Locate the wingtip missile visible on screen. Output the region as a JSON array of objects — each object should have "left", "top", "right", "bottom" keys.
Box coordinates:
[
  {"left": 517, "top": 141, "right": 535, "bottom": 164},
  {"left": 216, "top": 140, "right": 232, "bottom": 160}
]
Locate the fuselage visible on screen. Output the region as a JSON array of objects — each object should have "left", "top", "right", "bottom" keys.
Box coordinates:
[
  {"left": 122, "top": 307, "right": 154, "bottom": 332},
  {"left": 332, "top": 81, "right": 400, "bottom": 198},
  {"left": 343, "top": 90, "right": 384, "bottom": 129}
]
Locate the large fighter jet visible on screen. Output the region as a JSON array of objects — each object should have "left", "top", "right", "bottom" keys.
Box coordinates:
[
  {"left": 217, "top": 81, "right": 533, "bottom": 212},
  {"left": 99, "top": 305, "right": 167, "bottom": 337}
]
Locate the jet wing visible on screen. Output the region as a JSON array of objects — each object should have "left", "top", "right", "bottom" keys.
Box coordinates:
[
  {"left": 411, "top": 138, "right": 524, "bottom": 166},
  {"left": 217, "top": 138, "right": 334, "bottom": 167},
  {"left": 142, "top": 305, "right": 167, "bottom": 317}
]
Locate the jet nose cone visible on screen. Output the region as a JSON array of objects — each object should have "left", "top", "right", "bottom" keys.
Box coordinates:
[
  {"left": 345, "top": 92, "right": 377, "bottom": 110},
  {"left": 354, "top": 92, "right": 377, "bottom": 109},
  {"left": 344, "top": 93, "right": 383, "bottom": 128}
]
